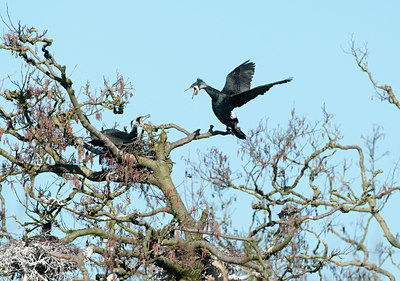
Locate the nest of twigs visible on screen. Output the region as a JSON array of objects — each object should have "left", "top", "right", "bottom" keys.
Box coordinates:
[
  {"left": 120, "top": 139, "right": 155, "bottom": 158},
  {"left": 97, "top": 139, "right": 155, "bottom": 184},
  {"left": 0, "top": 236, "right": 79, "bottom": 280}
]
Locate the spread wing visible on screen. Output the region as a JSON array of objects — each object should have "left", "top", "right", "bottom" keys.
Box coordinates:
[
  {"left": 222, "top": 60, "right": 255, "bottom": 95},
  {"left": 229, "top": 78, "right": 292, "bottom": 108}
]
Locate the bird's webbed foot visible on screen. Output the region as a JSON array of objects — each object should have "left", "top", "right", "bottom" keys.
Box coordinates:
[
  {"left": 226, "top": 127, "right": 235, "bottom": 136},
  {"left": 205, "top": 125, "right": 233, "bottom": 137}
]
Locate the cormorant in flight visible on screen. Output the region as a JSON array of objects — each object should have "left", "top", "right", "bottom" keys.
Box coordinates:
[{"left": 186, "top": 60, "right": 292, "bottom": 139}]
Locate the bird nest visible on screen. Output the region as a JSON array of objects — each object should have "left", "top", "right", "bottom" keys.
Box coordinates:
[
  {"left": 96, "top": 138, "right": 154, "bottom": 164},
  {"left": 119, "top": 139, "right": 154, "bottom": 158},
  {"left": 0, "top": 236, "right": 79, "bottom": 280},
  {"left": 97, "top": 139, "right": 155, "bottom": 183}
]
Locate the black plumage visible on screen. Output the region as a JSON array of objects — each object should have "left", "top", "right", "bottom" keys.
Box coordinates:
[
  {"left": 186, "top": 60, "right": 292, "bottom": 139},
  {"left": 89, "top": 114, "right": 150, "bottom": 147}
]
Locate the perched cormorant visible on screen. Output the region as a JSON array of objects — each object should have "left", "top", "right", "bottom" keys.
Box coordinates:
[
  {"left": 186, "top": 60, "right": 292, "bottom": 139},
  {"left": 89, "top": 114, "right": 150, "bottom": 147}
]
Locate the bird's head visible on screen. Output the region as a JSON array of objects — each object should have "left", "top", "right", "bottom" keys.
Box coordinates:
[
  {"left": 185, "top": 78, "right": 208, "bottom": 99},
  {"left": 131, "top": 114, "right": 151, "bottom": 128}
]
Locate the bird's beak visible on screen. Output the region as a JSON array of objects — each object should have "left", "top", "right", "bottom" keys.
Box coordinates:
[
  {"left": 185, "top": 86, "right": 199, "bottom": 99},
  {"left": 141, "top": 114, "right": 150, "bottom": 122}
]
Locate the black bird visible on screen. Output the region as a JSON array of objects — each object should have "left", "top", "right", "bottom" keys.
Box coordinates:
[
  {"left": 186, "top": 60, "right": 292, "bottom": 139},
  {"left": 89, "top": 114, "right": 150, "bottom": 147}
]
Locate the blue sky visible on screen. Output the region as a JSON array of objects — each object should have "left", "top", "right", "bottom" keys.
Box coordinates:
[
  {"left": 1, "top": 1, "right": 399, "bottom": 145},
  {"left": 1, "top": 1, "right": 400, "bottom": 242}
]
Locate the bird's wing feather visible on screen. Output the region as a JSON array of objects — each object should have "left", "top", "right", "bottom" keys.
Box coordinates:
[
  {"left": 222, "top": 60, "right": 255, "bottom": 95},
  {"left": 106, "top": 130, "right": 131, "bottom": 141},
  {"left": 102, "top": 129, "right": 120, "bottom": 134},
  {"left": 229, "top": 78, "right": 292, "bottom": 108}
]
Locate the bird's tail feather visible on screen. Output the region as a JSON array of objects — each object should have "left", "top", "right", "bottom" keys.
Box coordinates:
[{"left": 232, "top": 125, "right": 246, "bottom": 140}]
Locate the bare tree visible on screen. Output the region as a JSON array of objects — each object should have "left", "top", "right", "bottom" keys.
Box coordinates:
[{"left": 0, "top": 21, "right": 399, "bottom": 281}]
